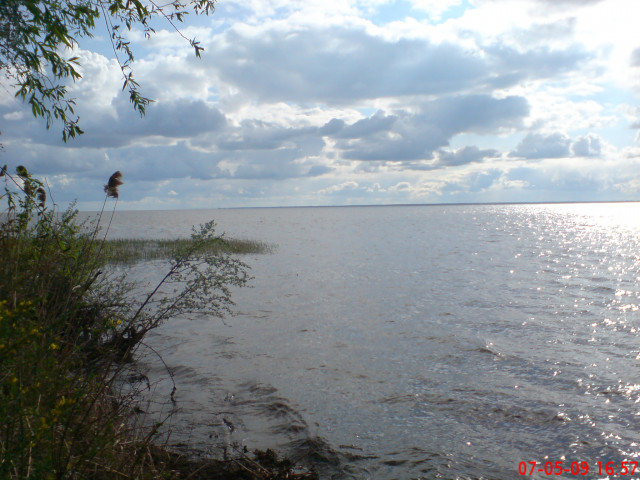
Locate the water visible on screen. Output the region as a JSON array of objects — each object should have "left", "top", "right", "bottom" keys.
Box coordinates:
[{"left": 97, "top": 203, "right": 640, "bottom": 479}]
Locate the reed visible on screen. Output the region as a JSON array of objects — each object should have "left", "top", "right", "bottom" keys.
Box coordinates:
[{"left": 102, "top": 237, "right": 274, "bottom": 265}]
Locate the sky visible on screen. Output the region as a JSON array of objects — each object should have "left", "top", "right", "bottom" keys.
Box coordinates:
[{"left": 1, "top": 0, "right": 640, "bottom": 210}]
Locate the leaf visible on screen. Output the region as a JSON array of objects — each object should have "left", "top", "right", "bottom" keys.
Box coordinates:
[{"left": 6, "top": 0, "right": 217, "bottom": 140}]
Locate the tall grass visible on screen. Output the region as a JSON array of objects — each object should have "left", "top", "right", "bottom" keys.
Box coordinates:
[
  {"left": 103, "top": 237, "right": 274, "bottom": 265},
  {"left": 0, "top": 167, "right": 153, "bottom": 478}
]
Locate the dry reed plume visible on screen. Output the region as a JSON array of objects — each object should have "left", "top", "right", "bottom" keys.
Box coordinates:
[
  {"left": 36, "top": 187, "right": 46, "bottom": 208},
  {"left": 104, "top": 171, "right": 124, "bottom": 198}
]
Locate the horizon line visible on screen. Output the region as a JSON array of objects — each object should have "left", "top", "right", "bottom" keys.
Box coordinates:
[{"left": 79, "top": 199, "right": 640, "bottom": 213}]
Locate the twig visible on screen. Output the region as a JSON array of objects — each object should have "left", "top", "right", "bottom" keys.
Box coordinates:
[{"left": 138, "top": 340, "right": 177, "bottom": 406}]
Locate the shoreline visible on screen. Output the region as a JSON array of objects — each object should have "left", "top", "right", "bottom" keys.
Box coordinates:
[{"left": 144, "top": 445, "right": 318, "bottom": 479}]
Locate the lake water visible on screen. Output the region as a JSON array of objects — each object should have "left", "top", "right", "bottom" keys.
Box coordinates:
[{"left": 97, "top": 203, "right": 640, "bottom": 479}]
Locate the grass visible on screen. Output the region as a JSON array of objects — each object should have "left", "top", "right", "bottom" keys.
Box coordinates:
[{"left": 102, "top": 237, "right": 274, "bottom": 265}]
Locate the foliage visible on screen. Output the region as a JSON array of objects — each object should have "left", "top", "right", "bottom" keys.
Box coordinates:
[
  {"left": 0, "top": 166, "right": 252, "bottom": 478},
  {"left": 112, "top": 218, "right": 252, "bottom": 359},
  {"left": 0, "top": 0, "right": 215, "bottom": 140}
]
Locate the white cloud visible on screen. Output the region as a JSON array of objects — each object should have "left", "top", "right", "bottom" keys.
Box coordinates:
[
  {"left": 408, "top": 0, "right": 464, "bottom": 20},
  {"left": 319, "top": 180, "right": 360, "bottom": 194},
  {"left": 389, "top": 181, "right": 411, "bottom": 191},
  {"left": 1, "top": 0, "right": 638, "bottom": 208},
  {"left": 3, "top": 111, "right": 24, "bottom": 121}
]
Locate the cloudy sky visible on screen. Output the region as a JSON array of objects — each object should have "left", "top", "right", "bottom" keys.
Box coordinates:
[{"left": 1, "top": 0, "right": 640, "bottom": 210}]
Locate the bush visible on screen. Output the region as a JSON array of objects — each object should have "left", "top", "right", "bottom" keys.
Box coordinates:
[{"left": 0, "top": 165, "right": 251, "bottom": 478}]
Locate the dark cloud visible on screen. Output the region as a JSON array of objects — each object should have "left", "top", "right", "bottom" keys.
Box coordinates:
[
  {"left": 436, "top": 146, "right": 500, "bottom": 166},
  {"left": 337, "top": 122, "right": 442, "bottom": 161},
  {"left": 209, "top": 25, "right": 590, "bottom": 103},
  {"left": 71, "top": 98, "right": 227, "bottom": 149},
  {"left": 510, "top": 132, "right": 572, "bottom": 159},
  {"left": 219, "top": 149, "right": 314, "bottom": 180},
  {"left": 1, "top": 96, "right": 227, "bottom": 149},
  {"left": 0, "top": 121, "right": 328, "bottom": 193},
  {"left": 2, "top": 90, "right": 528, "bottom": 197},
  {"left": 332, "top": 111, "right": 397, "bottom": 139},
  {"left": 571, "top": 135, "right": 601, "bottom": 157},
  {"left": 0, "top": 141, "right": 108, "bottom": 178},
  {"left": 485, "top": 44, "right": 591, "bottom": 84},
  {"left": 112, "top": 130, "right": 326, "bottom": 182},
  {"left": 421, "top": 95, "right": 529, "bottom": 134},
  {"left": 216, "top": 120, "right": 317, "bottom": 151},
  {"left": 142, "top": 100, "right": 227, "bottom": 139},
  {"left": 307, "top": 164, "right": 333, "bottom": 176},
  {"left": 109, "top": 143, "right": 220, "bottom": 182},
  {"left": 3, "top": 88, "right": 333, "bottom": 182},
  {"left": 510, "top": 132, "right": 602, "bottom": 159},
  {"left": 332, "top": 95, "right": 528, "bottom": 161},
  {"left": 467, "top": 169, "right": 502, "bottom": 192},
  {"left": 319, "top": 118, "right": 345, "bottom": 136}
]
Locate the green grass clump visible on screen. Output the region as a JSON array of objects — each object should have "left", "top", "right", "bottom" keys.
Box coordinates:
[{"left": 103, "top": 237, "right": 273, "bottom": 265}]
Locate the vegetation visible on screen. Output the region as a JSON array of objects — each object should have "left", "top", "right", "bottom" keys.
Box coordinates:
[
  {"left": 0, "top": 166, "right": 312, "bottom": 479},
  {"left": 103, "top": 237, "right": 273, "bottom": 265},
  {"left": 0, "top": 0, "right": 215, "bottom": 140}
]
